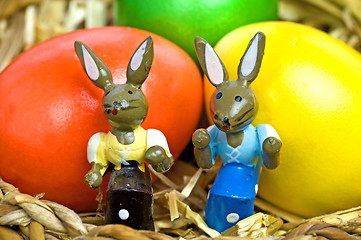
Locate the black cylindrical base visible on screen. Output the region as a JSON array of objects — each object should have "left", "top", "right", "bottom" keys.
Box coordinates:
[{"left": 104, "top": 161, "right": 154, "bottom": 230}]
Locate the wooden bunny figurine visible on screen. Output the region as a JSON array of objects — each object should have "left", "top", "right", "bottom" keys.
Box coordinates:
[
  {"left": 192, "top": 32, "right": 282, "bottom": 232},
  {"left": 74, "top": 36, "right": 174, "bottom": 230}
]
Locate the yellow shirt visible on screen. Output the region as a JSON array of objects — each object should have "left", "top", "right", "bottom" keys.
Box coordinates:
[{"left": 87, "top": 127, "right": 172, "bottom": 175}]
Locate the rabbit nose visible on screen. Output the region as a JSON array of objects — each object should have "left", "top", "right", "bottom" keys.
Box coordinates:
[{"left": 223, "top": 117, "right": 229, "bottom": 123}]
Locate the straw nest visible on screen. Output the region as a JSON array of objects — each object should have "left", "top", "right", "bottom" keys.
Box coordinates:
[
  {"left": 1, "top": 0, "right": 361, "bottom": 239},
  {"left": 2, "top": 160, "right": 361, "bottom": 240}
]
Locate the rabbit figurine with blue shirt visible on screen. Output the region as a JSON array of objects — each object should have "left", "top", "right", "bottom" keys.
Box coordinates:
[{"left": 192, "top": 32, "right": 282, "bottom": 232}]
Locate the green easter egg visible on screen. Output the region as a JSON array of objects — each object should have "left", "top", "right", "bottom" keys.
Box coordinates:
[{"left": 114, "top": 0, "right": 278, "bottom": 61}]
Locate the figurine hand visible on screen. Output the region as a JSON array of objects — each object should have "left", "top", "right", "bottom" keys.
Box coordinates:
[
  {"left": 145, "top": 146, "right": 174, "bottom": 173},
  {"left": 263, "top": 137, "right": 282, "bottom": 169},
  {"left": 263, "top": 137, "right": 282, "bottom": 155},
  {"left": 192, "top": 129, "right": 213, "bottom": 169},
  {"left": 84, "top": 163, "right": 103, "bottom": 188},
  {"left": 192, "top": 129, "right": 210, "bottom": 149}
]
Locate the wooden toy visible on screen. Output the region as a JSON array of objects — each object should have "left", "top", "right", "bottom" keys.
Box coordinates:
[
  {"left": 75, "top": 36, "right": 174, "bottom": 230},
  {"left": 192, "top": 32, "right": 282, "bottom": 232}
]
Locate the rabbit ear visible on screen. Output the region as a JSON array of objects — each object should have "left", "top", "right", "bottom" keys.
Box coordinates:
[
  {"left": 126, "top": 36, "right": 154, "bottom": 87},
  {"left": 194, "top": 37, "right": 229, "bottom": 87},
  {"left": 237, "top": 32, "right": 265, "bottom": 84},
  {"left": 74, "top": 41, "right": 115, "bottom": 92}
]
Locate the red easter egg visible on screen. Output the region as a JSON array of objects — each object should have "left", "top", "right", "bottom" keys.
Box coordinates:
[{"left": 0, "top": 27, "right": 203, "bottom": 212}]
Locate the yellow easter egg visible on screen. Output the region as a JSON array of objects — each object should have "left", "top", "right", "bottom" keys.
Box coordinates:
[{"left": 204, "top": 21, "right": 361, "bottom": 218}]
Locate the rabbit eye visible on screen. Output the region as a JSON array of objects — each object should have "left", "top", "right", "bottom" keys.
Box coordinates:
[
  {"left": 216, "top": 92, "right": 222, "bottom": 99},
  {"left": 235, "top": 96, "right": 242, "bottom": 102},
  {"left": 128, "top": 90, "right": 133, "bottom": 94}
]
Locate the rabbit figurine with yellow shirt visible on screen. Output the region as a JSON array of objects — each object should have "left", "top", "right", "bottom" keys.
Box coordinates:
[
  {"left": 74, "top": 36, "right": 173, "bottom": 230},
  {"left": 192, "top": 32, "right": 282, "bottom": 232}
]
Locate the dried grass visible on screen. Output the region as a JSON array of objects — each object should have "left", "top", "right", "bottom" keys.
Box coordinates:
[
  {"left": 2, "top": 158, "right": 361, "bottom": 239},
  {"left": 0, "top": 0, "right": 112, "bottom": 71}
]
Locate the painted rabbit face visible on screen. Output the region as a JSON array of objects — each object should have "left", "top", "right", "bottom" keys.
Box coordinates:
[
  {"left": 195, "top": 32, "right": 265, "bottom": 133},
  {"left": 210, "top": 80, "right": 258, "bottom": 132},
  {"left": 75, "top": 37, "right": 154, "bottom": 130},
  {"left": 102, "top": 84, "right": 148, "bottom": 129}
]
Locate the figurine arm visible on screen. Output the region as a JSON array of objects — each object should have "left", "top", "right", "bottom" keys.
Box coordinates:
[
  {"left": 145, "top": 129, "right": 174, "bottom": 173},
  {"left": 256, "top": 124, "right": 282, "bottom": 169},
  {"left": 84, "top": 133, "right": 109, "bottom": 188},
  {"left": 192, "top": 126, "right": 217, "bottom": 169}
]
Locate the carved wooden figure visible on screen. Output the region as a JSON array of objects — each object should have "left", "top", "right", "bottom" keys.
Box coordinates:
[
  {"left": 74, "top": 37, "right": 174, "bottom": 230},
  {"left": 192, "top": 32, "right": 282, "bottom": 232}
]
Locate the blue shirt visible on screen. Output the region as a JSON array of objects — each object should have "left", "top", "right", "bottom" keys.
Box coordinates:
[{"left": 207, "top": 124, "right": 278, "bottom": 198}]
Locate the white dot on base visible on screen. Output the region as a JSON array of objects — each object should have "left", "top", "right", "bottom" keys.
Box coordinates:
[
  {"left": 226, "top": 213, "right": 240, "bottom": 223},
  {"left": 118, "top": 209, "right": 129, "bottom": 220},
  {"left": 255, "top": 184, "right": 259, "bottom": 194}
]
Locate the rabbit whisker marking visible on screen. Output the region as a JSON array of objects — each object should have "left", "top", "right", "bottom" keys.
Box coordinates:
[
  {"left": 115, "top": 106, "right": 139, "bottom": 110},
  {"left": 112, "top": 100, "right": 138, "bottom": 106},
  {"left": 232, "top": 116, "right": 253, "bottom": 129},
  {"left": 235, "top": 108, "right": 254, "bottom": 122}
]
